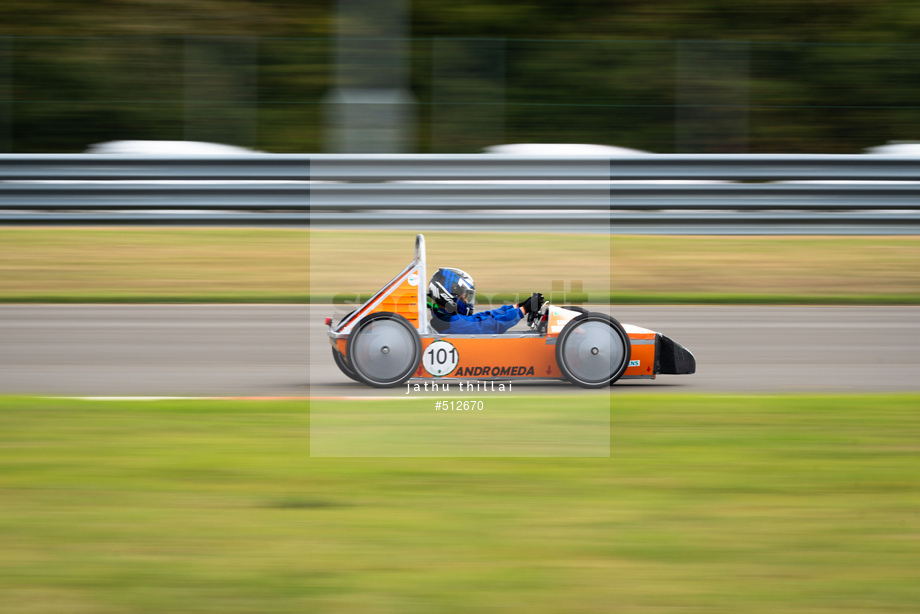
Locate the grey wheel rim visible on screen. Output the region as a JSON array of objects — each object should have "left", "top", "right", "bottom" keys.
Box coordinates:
[
  {"left": 351, "top": 319, "right": 418, "bottom": 383},
  {"left": 561, "top": 320, "right": 625, "bottom": 384}
]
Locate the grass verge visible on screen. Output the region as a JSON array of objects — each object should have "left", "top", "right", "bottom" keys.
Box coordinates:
[
  {"left": 1, "top": 394, "right": 918, "bottom": 612},
  {"left": 1, "top": 228, "right": 919, "bottom": 303}
]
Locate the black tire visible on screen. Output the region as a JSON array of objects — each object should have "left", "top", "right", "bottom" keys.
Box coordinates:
[
  {"left": 332, "top": 347, "right": 361, "bottom": 383},
  {"left": 555, "top": 312, "right": 631, "bottom": 389},
  {"left": 329, "top": 311, "right": 361, "bottom": 382},
  {"left": 346, "top": 312, "right": 422, "bottom": 388}
]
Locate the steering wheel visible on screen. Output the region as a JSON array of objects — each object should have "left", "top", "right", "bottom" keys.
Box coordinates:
[{"left": 525, "top": 293, "right": 546, "bottom": 329}]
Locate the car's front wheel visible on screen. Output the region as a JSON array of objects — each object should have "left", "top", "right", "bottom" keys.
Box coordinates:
[{"left": 555, "top": 313, "right": 631, "bottom": 388}]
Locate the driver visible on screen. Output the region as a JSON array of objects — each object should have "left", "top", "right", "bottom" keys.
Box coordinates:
[{"left": 427, "top": 267, "right": 543, "bottom": 334}]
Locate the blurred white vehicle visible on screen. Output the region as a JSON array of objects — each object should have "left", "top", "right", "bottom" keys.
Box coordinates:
[
  {"left": 484, "top": 143, "right": 650, "bottom": 156},
  {"left": 68, "top": 141, "right": 268, "bottom": 218},
  {"left": 84, "top": 140, "right": 261, "bottom": 155},
  {"left": 864, "top": 142, "right": 920, "bottom": 156},
  {"left": 481, "top": 144, "right": 720, "bottom": 192}
]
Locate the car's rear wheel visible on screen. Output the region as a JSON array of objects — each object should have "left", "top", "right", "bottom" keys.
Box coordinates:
[
  {"left": 347, "top": 312, "right": 422, "bottom": 388},
  {"left": 332, "top": 347, "right": 360, "bottom": 382},
  {"left": 330, "top": 311, "right": 361, "bottom": 382},
  {"left": 555, "top": 313, "right": 631, "bottom": 388}
]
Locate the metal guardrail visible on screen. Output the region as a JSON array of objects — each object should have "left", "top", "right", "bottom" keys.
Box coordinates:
[
  {"left": 4, "top": 154, "right": 920, "bottom": 181},
  {"left": 2, "top": 154, "right": 920, "bottom": 233},
  {"left": 5, "top": 182, "right": 920, "bottom": 210}
]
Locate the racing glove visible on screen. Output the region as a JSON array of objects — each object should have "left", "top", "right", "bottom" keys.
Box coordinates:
[{"left": 518, "top": 293, "right": 543, "bottom": 315}]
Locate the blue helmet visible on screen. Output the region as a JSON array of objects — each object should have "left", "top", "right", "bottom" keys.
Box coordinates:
[{"left": 428, "top": 268, "right": 475, "bottom": 316}]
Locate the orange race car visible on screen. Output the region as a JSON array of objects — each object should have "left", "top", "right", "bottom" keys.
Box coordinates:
[{"left": 325, "top": 235, "right": 695, "bottom": 389}]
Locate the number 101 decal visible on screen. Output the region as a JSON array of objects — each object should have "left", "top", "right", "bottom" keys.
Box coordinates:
[{"left": 422, "top": 340, "right": 460, "bottom": 377}]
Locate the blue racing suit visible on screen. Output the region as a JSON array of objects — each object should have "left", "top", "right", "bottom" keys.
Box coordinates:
[{"left": 429, "top": 304, "right": 523, "bottom": 335}]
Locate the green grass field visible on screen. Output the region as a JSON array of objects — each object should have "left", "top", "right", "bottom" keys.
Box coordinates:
[
  {"left": 1, "top": 394, "right": 919, "bottom": 613},
  {"left": 2, "top": 228, "right": 920, "bottom": 303}
]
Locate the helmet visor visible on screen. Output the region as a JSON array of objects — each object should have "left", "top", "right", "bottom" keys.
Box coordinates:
[
  {"left": 456, "top": 288, "right": 475, "bottom": 315},
  {"left": 457, "top": 288, "right": 475, "bottom": 306}
]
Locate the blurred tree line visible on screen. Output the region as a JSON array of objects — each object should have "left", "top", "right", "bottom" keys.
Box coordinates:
[{"left": 2, "top": 0, "right": 920, "bottom": 153}]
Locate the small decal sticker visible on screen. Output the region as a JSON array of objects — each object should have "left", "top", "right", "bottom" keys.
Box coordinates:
[
  {"left": 423, "top": 340, "right": 459, "bottom": 377},
  {"left": 629, "top": 360, "right": 640, "bottom": 367},
  {"left": 407, "top": 273, "right": 419, "bottom": 287}
]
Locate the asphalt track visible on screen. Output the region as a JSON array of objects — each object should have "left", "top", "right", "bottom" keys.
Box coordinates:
[{"left": 1, "top": 305, "right": 919, "bottom": 397}]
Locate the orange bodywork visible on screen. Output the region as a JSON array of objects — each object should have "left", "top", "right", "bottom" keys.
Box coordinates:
[
  {"left": 338, "top": 266, "right": 422, "bottom": 335},
  {"left": 414, "top": 336, "right": 559, "bottom": 379},
  {"left": 367, "top": 275, "right": 420, "bottom": 329},
  {"left": 623, "top": 329, "right": 657, "bottom": 378}
]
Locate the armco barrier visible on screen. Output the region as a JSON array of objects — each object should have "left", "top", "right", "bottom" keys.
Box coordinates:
[{"left": 1, "top": 154, "right": 919, "bottom": 233}]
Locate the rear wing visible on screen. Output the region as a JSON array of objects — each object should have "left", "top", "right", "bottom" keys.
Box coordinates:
[{"left": 334, "top": 234, "right": 429, "bottom": 335}]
